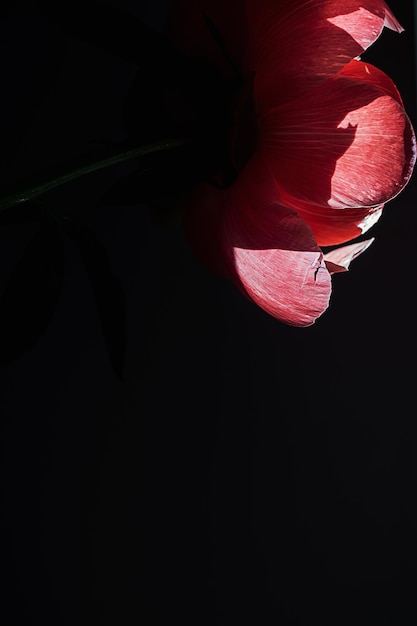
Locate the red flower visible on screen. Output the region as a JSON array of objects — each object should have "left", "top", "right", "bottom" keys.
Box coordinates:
[{"left": 168, "top": 0, "right": 416, "bottom": 326}]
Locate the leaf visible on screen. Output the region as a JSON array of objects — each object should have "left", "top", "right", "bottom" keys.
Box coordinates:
[
  {"left": 0, "top": 219, "right": 65, "bottom": 367},
  {"left": 62, "top": 217, "right": 126, "bottom": 381}
]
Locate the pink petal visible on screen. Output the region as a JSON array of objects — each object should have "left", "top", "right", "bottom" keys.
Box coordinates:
[
  {"left": 284, "top": 200, "right": 384, "bottom": 247},
  {"left": 246, "top": 0, "right": 403, "bottom": 109},
  {"left": 221, "top": 156, "right": 332, "bottom": 326},
  {"left": 338, "top": 59, "right": 403, "bottom": 105},
  {"left": 381, "top": 2, "right": 403, "bottom": 32},
  {"left": 261, "top": 71, "right": 416, "bottom": 210},
  {"left": 324, "top": 238, "right": 375, "bottom": 273}
]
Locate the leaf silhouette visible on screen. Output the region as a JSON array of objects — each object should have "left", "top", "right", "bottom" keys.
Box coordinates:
[
  {"left": 0, "top": 218, "right": 65, "bottom": 367},
  {"left": 62, "top": 217, "right": 126, "bottom": 381}
]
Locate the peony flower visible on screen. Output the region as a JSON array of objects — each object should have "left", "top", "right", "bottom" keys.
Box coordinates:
[{"left": 167, "top": 0, "right": 416, "bottom": 326}]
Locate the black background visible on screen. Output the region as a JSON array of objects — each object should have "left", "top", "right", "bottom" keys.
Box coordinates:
[{"left": 1, "top": 1, "right": 416, "bottom": 625}]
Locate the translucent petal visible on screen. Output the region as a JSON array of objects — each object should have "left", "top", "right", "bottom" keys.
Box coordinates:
[
  {"left": 246, "top": 0, "right": 403, "bottom": 108},
  {"left": 261, "top": 72, "right": 416, "bottom": 210},
  {"left": 324, "top": 238, "right": 375, "bottom": 273},
  {"left": 222, "top": 156, "right": 332, "bottom": 326}
]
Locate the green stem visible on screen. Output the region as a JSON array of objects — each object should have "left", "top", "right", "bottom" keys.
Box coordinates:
[{"left": 0, "top": 138, "right": 190, "bottom": 212}]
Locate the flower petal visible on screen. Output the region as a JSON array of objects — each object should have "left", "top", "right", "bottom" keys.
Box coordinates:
[
  {"left": 324, "top": 238, "right": 374, "bottom": 273},
  {"left": 221, "top": 156, "right": 332, "bottom": 326},
  {"left": 339, "top": 59, "right": 403, "bottom": 105},
  {"left": 285, "top": 200, "right": 384, "bottom": 247},
  {"left": 261, "top": 71, "right": 416, "bottom": 210},
  {"left": 246, "top": 0, "right": 403, "bottom": 108}
]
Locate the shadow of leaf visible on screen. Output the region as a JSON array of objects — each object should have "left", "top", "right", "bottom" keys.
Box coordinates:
[
  {"left": 0, "top": 218, "right": 65, "bottom": 367},
  {"left": 62, "top": 217, "right": 127, "bottom": 381}
]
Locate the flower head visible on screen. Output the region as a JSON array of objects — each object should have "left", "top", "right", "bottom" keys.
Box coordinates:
[{"left": 168, "top": 0, "right": 416, "bottom": 326}]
